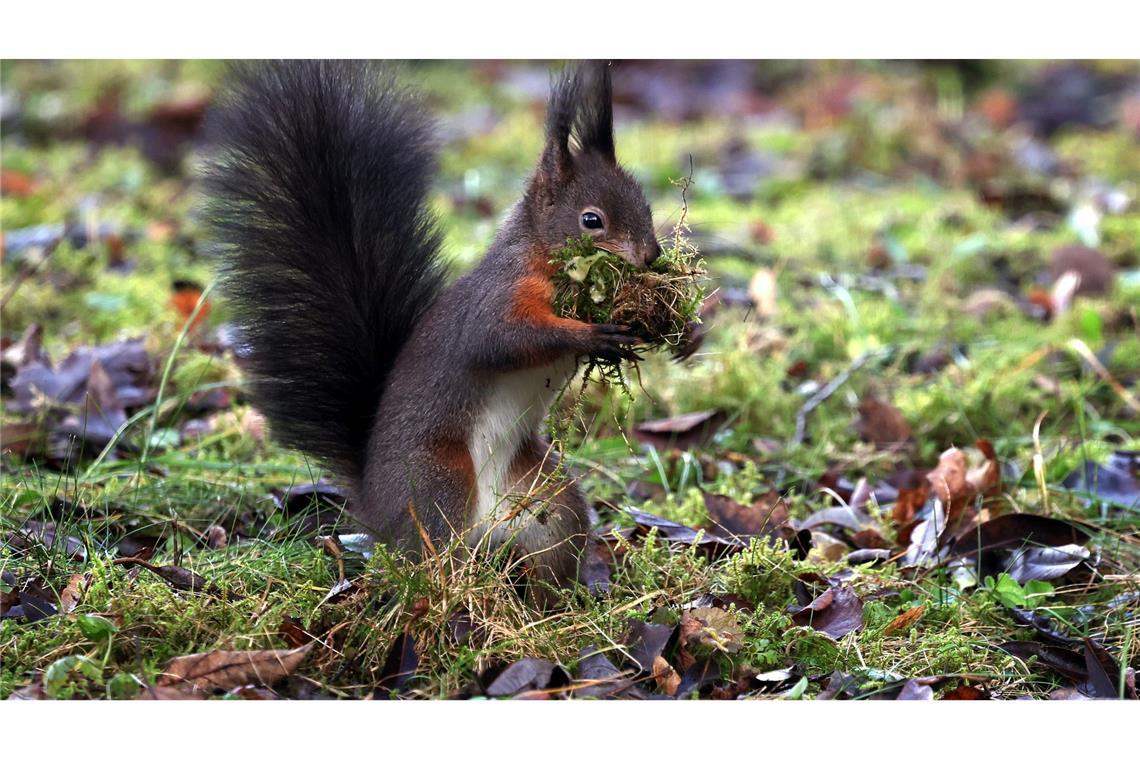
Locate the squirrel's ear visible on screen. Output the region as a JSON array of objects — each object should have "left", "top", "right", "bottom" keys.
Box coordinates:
[
  {"left": 572, "top": 61, "right": 615, "bottom": 161},
  {"left": 539, "top": 62, "right": 615, "bottom": 173},
  {"left": 538, "top": 68, "right": 578, "bottom": 184},
  {"left": 533, "top": 63, "right": 616, "bottom": 204}
]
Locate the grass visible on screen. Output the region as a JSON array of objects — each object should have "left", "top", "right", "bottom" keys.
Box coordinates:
[{"left": 2, "top": 60, "right": 1138, "bottom": 699}]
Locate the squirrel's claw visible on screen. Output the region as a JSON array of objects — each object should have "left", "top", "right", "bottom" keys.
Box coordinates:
[
  {"left": 671, "top": 321, "right": 705, "bottom": 362},
  {"left": 588, "top": 323, "right": 641, "bottom": 363}
]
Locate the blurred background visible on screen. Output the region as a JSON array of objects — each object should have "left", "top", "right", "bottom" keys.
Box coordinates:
[{"left": 1, "top": 59, "right": 1138, "bottom": 468}]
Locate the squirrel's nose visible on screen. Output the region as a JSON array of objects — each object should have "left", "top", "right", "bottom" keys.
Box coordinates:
[{"left": 645, "top": 241, "right": 663, "bottom": 266}]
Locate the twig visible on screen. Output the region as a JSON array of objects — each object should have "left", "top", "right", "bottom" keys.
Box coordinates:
[
  {"left": 1067, "top": 338, "right": 1140, "bottom": 414},
  {"left": 0, "top": 236, "right": 63, "bottom": 313},
  {"left": 791, "top": 350, "right": 882, "bottom": 448}
]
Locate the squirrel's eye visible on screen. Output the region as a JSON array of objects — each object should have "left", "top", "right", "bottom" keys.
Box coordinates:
[{"left": 580, "top": 211, "right": 604, "bottom": 230}]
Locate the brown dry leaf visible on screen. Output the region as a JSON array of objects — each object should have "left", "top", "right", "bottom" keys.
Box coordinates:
[
  {"left": 748, "top": 267, "right": 778, "bottom": 320},
  {"left": 0, "top": 169, "right": 38, "bottom": 198},
  {"left": 632, "top": 410, "right": 726, "bottom": 451},
  {"left": 136, "top": 685, "right": 205, "bottom": 700},
  {"left": 1048, "top": 245, "right": 1114, "bottom": 296},
  {"left": 703, "top": 490, "right": 788, "bottom": 539},
  {"left": 926, "top": 447, "right": 969, "bottom": 504},
  {"left": 57, "top": 574, "right": 88, "bottom": 613},
  {"left": 790, "top": 585, "right": 864, "bottom": 639},
  {"left": 926, "top": 441, "right": 1000, "bottom": 522},
  {"left": 683, "top": 607, "right": 744, "bottom": 655},
  {"left": 676, "top": 613, "right": 704, "bottom": 672},
  {"left": 855, "top": 397, "right": 914, "bottom": 451},
  {"left": 966, "top": 439, "right": 1001, "bottom": 496},
  {"left": 652, "top": 656, "right": 681, "bottom": 697},
  {"left": 157, "top": 643, "right": 313, "bottom": 691},
  {"left": 892, "top": 482, "right": 930, "bottom": 528},
  {"left": 278, "top": 616, "right": 311, "bottom": 649},
  {"left": 941, "top": 684, "right": 988, "bottom": 700},
  {"left": 204, "top": 525, "right": 228, "bottom": 550},
  {"left": 170, "top": 281, "right": 212, "bottom": 331},
  {"left": 882, "top": 604, "right": 925, "bottom": 636}
]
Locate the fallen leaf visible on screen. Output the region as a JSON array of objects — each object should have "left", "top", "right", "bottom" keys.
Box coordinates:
[
  {"left": 926, "top": 447, "right": 968, "bottom": 504},
  {"left": 170, "top": 280, "right": 211, "bottom": 331},
  {"left": 896, "top": 679, "right": 934, "bottom": 700},
  {"left": 271, "top": 482, "right": 348, "bottom": 536},
  {"left": 226, "top": 685, "right": 279, "bottom": 700},
  {"left": 135, "top": 685, "right": 204, "bottom": 700},
  {"left": 573, "top": 647, "right": 639, "bottom": 699},
  {"left": 703, "top": 490, "right": 788, "bottom": 538},
  {"left": 158, "top": 644, "right": 313, "bottom": 692},
  {"left": 791, "top": 585, "right": 864, "bottom": 639},
  {"left": 891, "top": 482, "right": 930, "bottom": 532},
  {"left": 0, "top": 169, "right": 38, "bottom": 198},
  {"left": 1061, "top": 451, "right": 1139, "bottom": 511},
  {"left": 135, "top": 563, "right": 215, "bottom": 594},
  {"left": 1001, "top": 641, "right": 1088, "bottom": 683},
  {"left": 278, "top": 616, "right": 311, "bottom": 649},
  {"left": 846, "top": 548, "right": 893, "bottom": 565},
  {"left": 855, "top": 397, "right": 914, "bottom": 451},
  {"left": 799, "top": 505, "right": 876, "bottom": 533},
  {"left": 623, "top": 620, "right": 677, "bottom": 673},
  {"left": 1048, "top": 245, "right": 1114, "bottom": 296},
  {"left": 580, "top": 541, "right": 613, "bottom": 596},
  {"left": 903, "top": 499, "right": 947, "bottom": 568},
  {"left": 1005, "top": 544, "right": 1090, "bottom": 584},
  {"left": 5, "top": 684, "right": 49, "bottom": 700},
  {"left": 484, "top": 658, "right": 566, "bottom": 698},
  {"left": 321, "top": 578, "right": 358, "bottom": 605},
  {"left": 1083, "top": 639, "right": 1129, "bottom": 699},
  {"left": 948, "top": 513, "right": 1088, "bottom": 559},
  {"left": 652, "top": 656, "right": 681, "bottom": 696},
  {"left": 57, "top": 574, "right": 88, "bottom": 613},
  {"left": 377, "top": 632, "right": 419, "bottom": 695},
  {"left": 682, "top": 607, "right": 745, "bottom": 655},
  {"left": 626, "top": 507, "right": 744, "bottom": 555},
  {"left": 748, "top": 268, "right": 778, "bottom": 320},
  {"left": 674, "top": 659, "right": 721, "bottom": 700},
  {"left": 632, "top": 410, "right": 725, "bottom": 450},
  {"left": 882, "top": 604, "right": 925, "bottom": 636},
  {"left": 941, "top": 684, "right": 988, "bottom": 700}
]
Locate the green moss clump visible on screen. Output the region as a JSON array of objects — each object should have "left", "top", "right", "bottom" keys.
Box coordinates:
[{"left": 550, "top": 227, "right": 706, "bottom": 382}]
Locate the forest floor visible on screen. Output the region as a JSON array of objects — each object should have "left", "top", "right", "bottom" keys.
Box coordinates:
[{"left": 1, "top": 60, "right": 1138, "bottom": 700}]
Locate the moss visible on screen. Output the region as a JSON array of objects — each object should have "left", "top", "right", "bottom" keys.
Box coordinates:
[{"left": 550, "top": 228, "right": 706, "bottom": 386}]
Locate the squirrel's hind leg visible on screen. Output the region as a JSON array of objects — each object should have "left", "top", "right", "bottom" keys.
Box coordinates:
[{"left": 496, "top": 438, "right": 591, "bottom": 608}]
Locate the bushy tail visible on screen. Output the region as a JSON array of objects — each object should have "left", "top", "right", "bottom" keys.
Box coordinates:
[{"left": 202, "top": 61, "right": 445, "bottom": 483}]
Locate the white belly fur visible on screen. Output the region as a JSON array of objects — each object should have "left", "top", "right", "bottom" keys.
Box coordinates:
[{"left": 468, "top": 357, "right": 576, "bottom": 537}]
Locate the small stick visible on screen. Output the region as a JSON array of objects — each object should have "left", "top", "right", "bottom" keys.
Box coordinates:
[
  {"left": 791, "top": 350, "right": 881, "bottom": 448},
  {"left": 1068, "top": 338, "right": 1140, "bottom": 414},
  {"left": 0, "top": 236, "right": 63, "bottom": 313}
]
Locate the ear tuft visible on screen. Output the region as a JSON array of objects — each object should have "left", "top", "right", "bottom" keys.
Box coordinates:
[{"left": 544, "top": 61, "right": 615, "bottom": 166}]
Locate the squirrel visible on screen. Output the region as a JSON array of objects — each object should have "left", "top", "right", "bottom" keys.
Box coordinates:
[{"left": 202, "top": 61, "right": 663, "bottom": 604}]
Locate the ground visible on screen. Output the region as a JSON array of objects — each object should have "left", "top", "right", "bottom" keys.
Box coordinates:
[{"left": 1, "top": 60, "right": 1137, "bottom": 700}]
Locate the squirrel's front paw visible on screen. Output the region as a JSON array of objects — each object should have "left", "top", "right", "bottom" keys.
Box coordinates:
[
  {"left": 671, "top": 320, "right": 705, "bottom": 362},
  {"left": 586, "top": 323, "right": 640, "bottom": 363}
]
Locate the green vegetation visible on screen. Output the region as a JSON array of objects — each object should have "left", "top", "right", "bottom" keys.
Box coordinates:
[{"left": 2, "top": 60, "right": 1137, "bottom": 700}]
